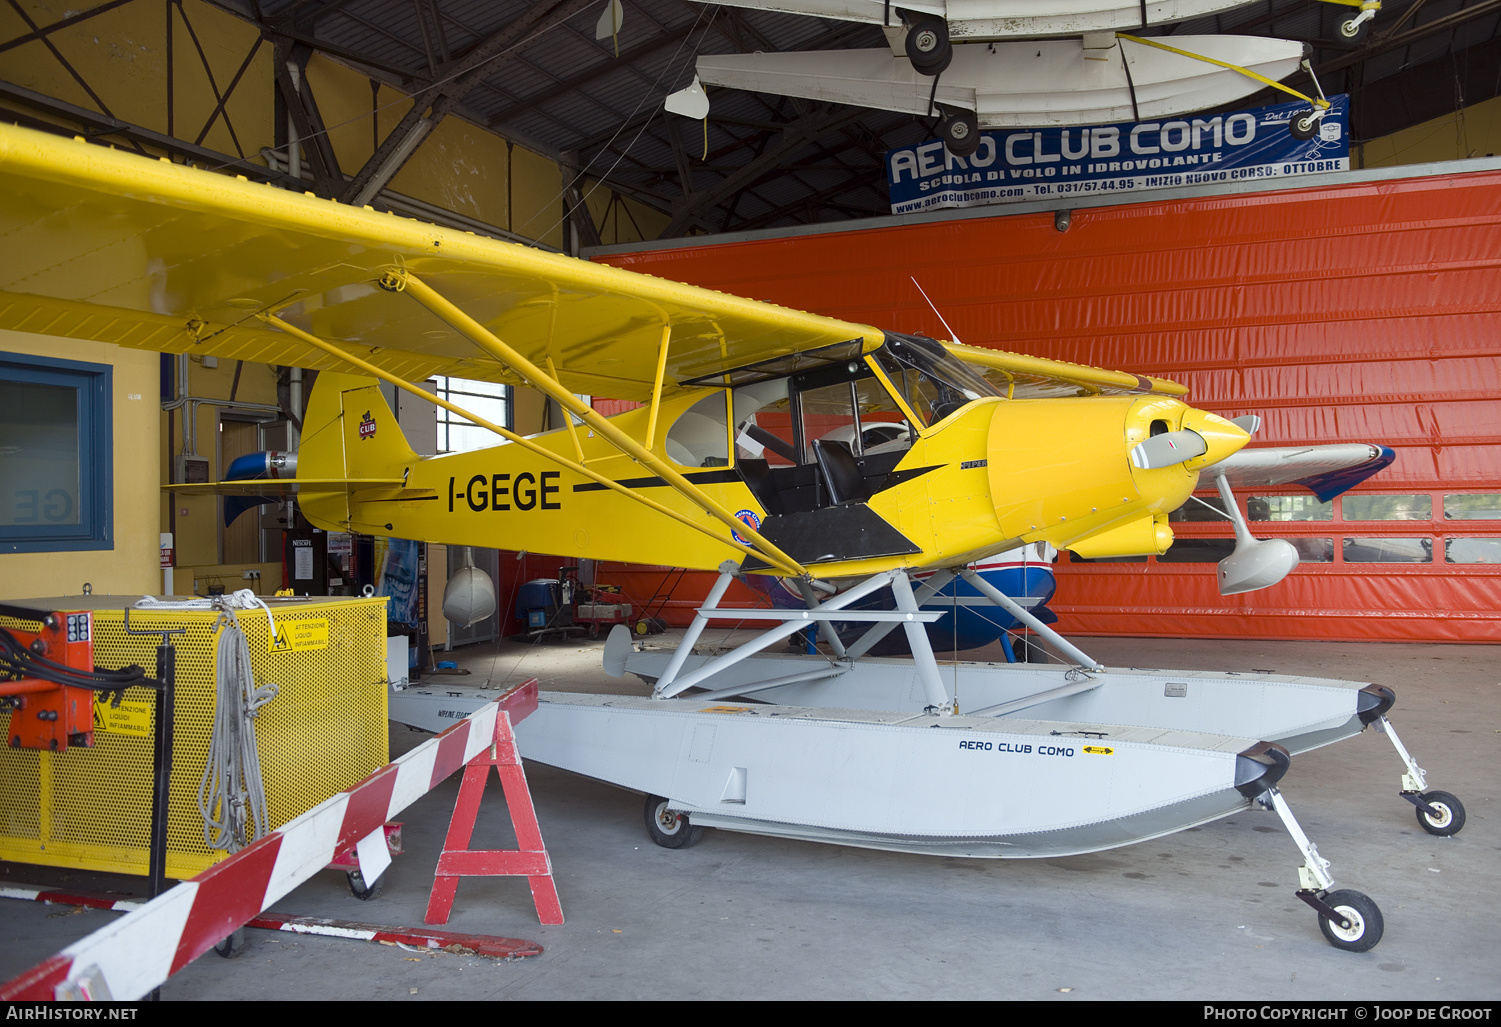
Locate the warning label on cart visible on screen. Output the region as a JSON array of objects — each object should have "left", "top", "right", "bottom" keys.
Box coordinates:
[
  {"left": 92, "top": 695, "right": 152, "bottom": 737},
  {"left": 268, "top": 618, "right": 329, "bottom": 654}
]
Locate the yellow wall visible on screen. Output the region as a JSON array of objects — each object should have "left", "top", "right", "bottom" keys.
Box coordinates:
[
  {"left": 586, "top": 177, "right": 673, "bottom": 245},
  {"left": 0, "top": 333, "right": 161, "bottom": 600},
  {"left": 0, "top": 2, "right": 670, "bottom": 249},
  {"left": 510, "top": 143, "right": 567, "bottom": 250},
  {"left": 0, "top": 0, "right": 273, "bottom": 161},
  {"left": 298, "top": 51, "right": 665, "bottom": 247},
  {"left": 391, "top": 117, "right": 513, "bottom": 230},
  {"left": 1360, "top": 94, "right": 1501, "bottom": 169}
]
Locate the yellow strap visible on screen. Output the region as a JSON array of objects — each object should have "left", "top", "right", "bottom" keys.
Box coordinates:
[{"left": 1116, "top": 33, "right": 1331, "bottom": 111}]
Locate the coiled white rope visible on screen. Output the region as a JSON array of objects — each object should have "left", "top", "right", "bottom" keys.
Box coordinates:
[
  {"left": 135, "top": 591, "right": 280, "bottom": 852},
  {"left": 135, "top": 589, "right": 281, "bottom": 646}
]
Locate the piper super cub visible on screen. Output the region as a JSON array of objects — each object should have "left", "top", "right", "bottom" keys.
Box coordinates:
[{"left": 0, "top": 122, "right": 1464, "bottom": 954}]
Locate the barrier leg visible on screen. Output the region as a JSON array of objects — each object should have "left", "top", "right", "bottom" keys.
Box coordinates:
[{"left": 425, "top": 710, "right": 563, "bottom": 927}]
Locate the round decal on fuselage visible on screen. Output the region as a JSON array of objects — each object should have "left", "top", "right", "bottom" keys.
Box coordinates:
[{"left": 731, "top": 509, "right": 761, "bottom": 545}]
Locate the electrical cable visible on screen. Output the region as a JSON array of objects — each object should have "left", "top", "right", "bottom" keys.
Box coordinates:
[{"left": 0, "top": 626, "right": 153, "bottom": 700}]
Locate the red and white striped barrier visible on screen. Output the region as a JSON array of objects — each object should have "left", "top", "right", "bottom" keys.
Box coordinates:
[
  {"left": 0, "top": 887, "right": 141, "bottom": 913},
  {"left": 0, "top": 889, "right": 546, "bottom": 960},
  {"left": 1, "top": 680, "right": 540, "bottom": 1001},
  {"left": 246, "top": 911, "right": 543, "bottom": 959}
]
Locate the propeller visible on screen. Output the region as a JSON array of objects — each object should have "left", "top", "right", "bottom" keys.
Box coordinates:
[{"left": 1129, "top": 429, "right": 1208, "bottom": 470}]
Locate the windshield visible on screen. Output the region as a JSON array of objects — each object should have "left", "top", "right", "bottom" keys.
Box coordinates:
[{"left": 873, "top": 333, "right": 1000, "bottom": 426}]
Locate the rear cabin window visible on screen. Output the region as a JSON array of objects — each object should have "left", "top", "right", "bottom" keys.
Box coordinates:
[{"left": 665, "top": 393, "right": 730, "bottom": 467}]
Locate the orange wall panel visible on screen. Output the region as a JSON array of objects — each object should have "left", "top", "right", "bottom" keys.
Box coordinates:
[{"left": 595, "top": 170, "right": 1501, "bottom": 641}]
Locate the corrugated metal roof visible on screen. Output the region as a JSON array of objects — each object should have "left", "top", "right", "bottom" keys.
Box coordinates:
[{"left": 220, "top": 0, "right": 1501, "bottom": 238}]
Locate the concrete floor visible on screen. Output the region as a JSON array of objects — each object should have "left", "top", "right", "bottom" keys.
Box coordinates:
[{"left": 2, "top": 630, "right": 1497, "bottom": 1000}]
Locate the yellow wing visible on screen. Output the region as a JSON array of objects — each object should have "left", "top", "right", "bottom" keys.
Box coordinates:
[
  {"left": 0, "top": 122, "right": 1189, "bottom": 405},
  {"left": 945, "top": 341, "right": 1188, "bottom": 399},
  {"left": 0, "top": 124, "right": 881, "bottom": 401}
]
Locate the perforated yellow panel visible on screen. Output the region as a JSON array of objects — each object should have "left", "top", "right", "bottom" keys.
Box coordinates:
[{"left": 0, "top": 597, "right": 389, "bottom": 879}]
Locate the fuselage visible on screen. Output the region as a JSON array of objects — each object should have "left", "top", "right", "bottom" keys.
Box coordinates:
[{"left": 297, "top": 337, "right": 1248, "bottom": 576}]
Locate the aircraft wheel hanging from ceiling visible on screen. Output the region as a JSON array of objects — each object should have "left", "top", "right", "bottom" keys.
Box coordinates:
[
  {"left": 905, "top": 16, "right": 952, "bottom": 75},
  {"left": 1317, "top": 890, "right": 1384, "bottom": 952},
  {"left": 939, "top": 106, "right": 981, "bottom": 158},
  {"left": 1339, "top": 16, "right": 1371, "bottom": 43},
  {"left": 1288, "top": 110, "right": 1323, "bottom": 140}
]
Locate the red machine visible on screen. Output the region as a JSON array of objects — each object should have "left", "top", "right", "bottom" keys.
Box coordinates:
[{"left": 0, "top": 603, "right": 144, "bottom": 752}]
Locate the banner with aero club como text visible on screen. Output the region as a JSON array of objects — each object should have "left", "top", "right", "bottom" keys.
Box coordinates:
[{"left": 886, "top": 95, "right": 1350, "bottom": 214}]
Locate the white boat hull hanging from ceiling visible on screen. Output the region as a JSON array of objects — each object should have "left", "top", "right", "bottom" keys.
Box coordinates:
[
  {"left": 692, "top": 0, "right": 1262, "bottom": 39},
  {"left": 694, "top": 35, "right": 1308, "bottom": 127}
]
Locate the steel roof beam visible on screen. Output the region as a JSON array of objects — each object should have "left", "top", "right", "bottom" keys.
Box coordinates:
[
  {"left": 487, "top": 22, "right": 701, "bottom": 127},
  {"left": 340, "top": 0, "right": 597, "bottom": 207},
  {"left": 0, "top": 0, "right": 138, "bottom": 56},
  {"left": 273, "top": 39, "right": 344, "bottom": 197},
  {"left": 661, "top": 105, "right": 867, "bottom": 236}
]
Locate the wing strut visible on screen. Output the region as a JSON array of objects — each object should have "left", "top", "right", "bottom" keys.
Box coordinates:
[
  {"left": 380, "top": 267, "right": 807, "bottom": 578},
  {"left": 256, "top": 312, "right": 788, "bottom": 572}
]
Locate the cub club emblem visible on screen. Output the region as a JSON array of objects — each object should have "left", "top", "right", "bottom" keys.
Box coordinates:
[{"left": 358, "top": 411, "right": 377, "bottom": 440}]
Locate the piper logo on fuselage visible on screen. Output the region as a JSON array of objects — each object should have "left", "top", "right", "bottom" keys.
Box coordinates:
[{"left": 449, "top": 471, "right": 562, "bottom": 512}]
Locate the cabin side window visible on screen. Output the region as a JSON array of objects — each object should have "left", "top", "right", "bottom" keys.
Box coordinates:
[
  {"left": 733, "top": 378, "right": 796, "bottom": 465},
  {"left": 664, "top": 392, "right": 730, "bottom": 467},
  {"left": 730, "top": 361, "right": 916, "bottom": 515}
]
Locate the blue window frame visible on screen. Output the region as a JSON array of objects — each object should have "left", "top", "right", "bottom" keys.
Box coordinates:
[{"left": 1, "top": 352, "right": 113, "bottom": 553}]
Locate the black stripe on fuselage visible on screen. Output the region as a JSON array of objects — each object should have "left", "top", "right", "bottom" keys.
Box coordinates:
[{"left": 572, "top": 469, "right": 743, "bottom": 492}]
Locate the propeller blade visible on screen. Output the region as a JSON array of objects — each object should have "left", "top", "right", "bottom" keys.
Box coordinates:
[{"left": 1129, "top": 429, "right": 1208, "bottom": 470}]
